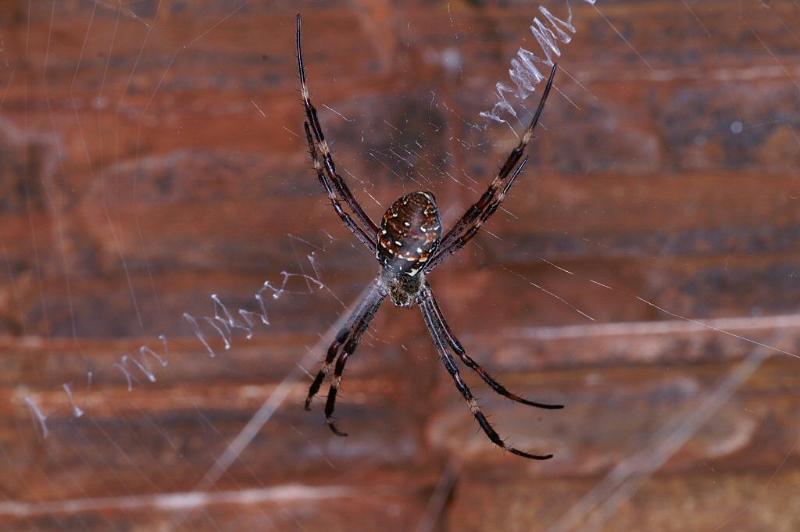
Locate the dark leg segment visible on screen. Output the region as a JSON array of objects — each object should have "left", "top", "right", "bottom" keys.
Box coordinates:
[
  {"left": 304, "top": 122, "right": 375, "bottom": 250},
  {"left": 422, "top": 286, "right": 562, "bottom": 409},
  {"left": 424, "top": 157, "right": 528, "bottom": 272},
  {"left": 419, "top": 299, "right": 553, "bottom": 460},
  {"left": 296, "top": 15, "right": 379, "bottom": 239},
  {"left": 426, "top": 64, "right": 557, "bottom": 272},
  {"left": 323, "top": 292, "right": 385, "bottom": 436},
  {"left": 305, "top": 281, "right": 385, "bottom": 410},
  {"left": 304, "top": 326, "right": 350, "bottom": 411}
]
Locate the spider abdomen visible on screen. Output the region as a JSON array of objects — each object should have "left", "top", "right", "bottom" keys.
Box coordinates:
[{"left": 377, "top": 191, "right": 442, "bottom": 278}]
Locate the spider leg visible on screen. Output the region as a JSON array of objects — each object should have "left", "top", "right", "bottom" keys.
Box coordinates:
[
  {"left": 419, "top": 298, "right": 553, "bottom": 460},
  {"left": 423, "top": 157, "right": 528, "bottom": 272},
  {"left": 304, "top": 280, "right": 387, "bottom": 437},
  {"left": 424, "top": 64, "right": 557, "bottom": 272},
  {"left": 323, "top": 290, "right": 385, "bottom": 436},
  {"left": 296, "top": 14, "right": 380, "bottom": 240},
  {"left": 304, "top": 122, "right": 375, "bottom": 250},
  {"left": 305, "top": 325, "right": 350, "bottom": 411},
  {"left": 324, "top": 350, "right": 352, "bottom": 436},
  {"left": 305, "top": 280, "right": 385, "bottom": 409},
  {"left": 421, "top": 285, "right": 562, "bottom": 409}
]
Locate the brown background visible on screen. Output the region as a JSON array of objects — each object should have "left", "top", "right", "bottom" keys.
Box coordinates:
[{"left": 1, "top": 0, "right": 799, "bottom": 530}]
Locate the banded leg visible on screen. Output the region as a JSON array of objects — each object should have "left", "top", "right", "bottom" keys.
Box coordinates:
[
  {"left": 424, "top": 157, "right": 527, "bottom": 272},
  {"left": 304, "top": 122, "right": 375, "bottom": 250},
  {"left": 426, "top": 64, "right": 557, "bottom": 271},
  {"left": 420, "top": 299, "right": 553, "bottom": 460},
  {"left": 421, "top": 285, "right": 562, "bottom": 409},
  {"left": 304, "top": 326, "right": 350, "bottom": 411},
  {"left": 305, "top": 280, "right": 385, "bottom": 410},
  {"left": 296, "top": 15, "right": 379, "bottom": 238},
  {"left": 324, "top": 293, "right": 385, "bottom": 436}
]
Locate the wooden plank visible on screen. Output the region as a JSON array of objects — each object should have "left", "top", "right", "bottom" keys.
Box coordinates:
[
  {"left": 1, "top": 6, "right": 385, "bottom": 96},
  {"left": 428, "top": 355, "right": 800, "bottom": 476},
  {"left": 460, "top": 311, "right": 800, "bottom": 369},
  {"left": 430, "top": 0, "right": 800, "bottom": 77},
  {"left": 0, "top": 480, "right": 429, "bottom": 532},
  {"left": 0, "top": 3, "right": 797, "bottom": 530},
  {"left": 14, "top": 250, "right": 800, "bottom": 337},
  {"left": 2, "top": 326, "right": 798, "bottom": 500},
  {"left": 429, "top": 256, "right": 800, "bottom": 329},
  {"left": 446, "top": 467, "right": 800, "bottom": 532},
  {"left": 0, "top": 372, "right": 434, "bottom": 500},
  {"left": 0, "top": 320, "right": 431, "bottom": 391}
]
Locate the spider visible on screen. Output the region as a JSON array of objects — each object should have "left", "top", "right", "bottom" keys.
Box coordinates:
[{"left": 296, "top": 14, "right": 562, "bottom": 460}]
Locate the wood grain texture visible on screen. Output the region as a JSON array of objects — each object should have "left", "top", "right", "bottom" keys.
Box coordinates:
[{"left": 0, "top": 0, "right": 798, "bottom": 530}]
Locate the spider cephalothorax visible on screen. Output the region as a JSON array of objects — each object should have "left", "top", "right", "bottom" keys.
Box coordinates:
[
  {"left": 296, "top": 14, "right": 562, "bottom": 460},
  {"left": 383, "top": 267, "right": 423, "bottom": 308}
]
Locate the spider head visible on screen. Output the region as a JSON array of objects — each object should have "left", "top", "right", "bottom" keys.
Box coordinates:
[
  {"left": 387, "top": 273, "right": 422, "bottom": 307},
  {"left": 377, "top": 191, "right": 442, "bottom": 279}
]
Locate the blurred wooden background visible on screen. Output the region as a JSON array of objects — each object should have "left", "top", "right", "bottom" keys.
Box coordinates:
[{"left": 1, "top": 0, "right": 799, "bottom": 530}]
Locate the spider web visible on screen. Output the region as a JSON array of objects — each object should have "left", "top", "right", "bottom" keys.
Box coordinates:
[{"left": 2, "top": 1, "right": 800, "bottom": 530}]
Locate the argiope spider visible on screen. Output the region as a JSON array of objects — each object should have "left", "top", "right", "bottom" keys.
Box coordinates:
[{"left": 297, "top": 14, "right": 562, "bottom": 460}]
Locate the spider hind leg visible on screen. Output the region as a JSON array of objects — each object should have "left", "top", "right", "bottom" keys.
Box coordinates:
[
  {"left": 420, "top": 297, "right": 554, "bottom": 461},
  {"left": 425, "top": 286, "right": 563, "bottom": 410},
  {"left": 440, "top": 333, "right": 552, "bottom": 460}
]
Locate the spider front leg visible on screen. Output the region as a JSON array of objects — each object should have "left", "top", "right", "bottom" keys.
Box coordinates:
[
  {"left": 303, "top": 122, "right": 375, "bottom": 250},
  {"left": 419, "top": 298, "right": 554, "bottom": 460},
  {"left": 296, "top": 14, "right": 379, "bottom": 243},
  {"left": 425, "top": 64, "right": 557, "bottom": 272},
  {"left": 423, "top": 157, "right": 528, "bottom": 272},
  {"left": 421, "top": 285, "right": 562, "bottom": 410}
]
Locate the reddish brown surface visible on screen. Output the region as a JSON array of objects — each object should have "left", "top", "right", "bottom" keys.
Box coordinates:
[{"left": 0, "top": 1, "right": 799, "bottom": 531}]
